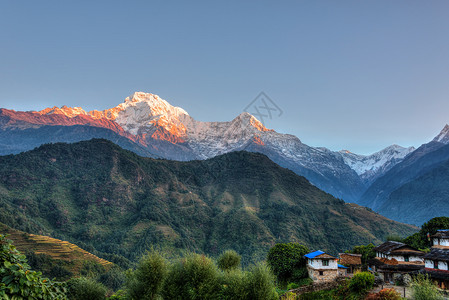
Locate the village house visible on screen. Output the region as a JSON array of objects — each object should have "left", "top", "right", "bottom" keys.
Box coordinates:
[
  {"left": 421, "top": 230, "right": 449, "bottom": 289},
  {"left": 339, "top": 253, "right": 362, "bottom": 274},
  {"left": 368, "top": 241, "right": 424, "bottom": 283},
  {"left": 304, "top": 250, "right": 340, "bottom": 282}
]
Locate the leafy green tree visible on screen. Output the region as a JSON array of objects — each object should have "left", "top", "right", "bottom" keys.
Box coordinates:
[
  {"left": 66, "top": 277, "right": 106, "bottom": 300},
  {"left": 162, "top": 253, "right": 221, "bottom": 300},
  {"left": 266, "top": 242, "right": 309, "bottom": 283},
  {"left": 349, "top": 272, "right": 374, "bottom": 297},
  {"left": 0, "top": 234, "right": 67, "bottom": 299},
  {"left": 410, "top": 274, "right": 443, "bottom": 300},
  {"left": 346, "top": 243, "right": 375, "bottom": 265},
  {"left": 220, "top": 269, "right": 248, "bottom": 300},
  {"left": 126, "top": 250, "right": 168, "bottom": 300},
  {"left": 403, "top": 217, "right": 449, "bottom": 250},
  {"left": 245, "top": 263, "right": 278, "bottom": 300},
  {"left": 217, "top": 250, "right": 241, "bottom": 272},
  {"left": 98, "top": 266, "right": 126, "bottom": 291}
]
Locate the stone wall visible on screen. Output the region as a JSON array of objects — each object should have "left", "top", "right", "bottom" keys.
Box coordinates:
[
  {"left": 282, "top": 277, "right": 346, "bottom": 298},
  {"left": 307, "top": 266, "right": 338, "bottom": 283}
]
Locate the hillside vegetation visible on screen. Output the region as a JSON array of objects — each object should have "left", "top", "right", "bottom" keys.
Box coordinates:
[
  {"left": 0, "top": 222, "right": 112, "bottom": 278},
  {"left": 0, "top": 139, "right": 417, "bottom": 264}
]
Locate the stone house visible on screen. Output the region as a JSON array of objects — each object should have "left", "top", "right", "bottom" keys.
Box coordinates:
[
  {"left": 368, "top": 241, "right": 424, "bottom": 283},
  {"left": 339, "top": 253, "right": 362, "bottom": 274},
  {"left": 304, "top": 250, "right": 339, "bottom": 283},
  {"left": 421, "top": 230, "right": 449, "bottom": 289}
]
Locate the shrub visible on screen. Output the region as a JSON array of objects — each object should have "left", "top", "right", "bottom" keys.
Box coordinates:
[
  {"left": 410, "top": 274, "right": 443, "bottom": 300},
  {"left": 220, "top": 269, "right": 248, "bottom": 300},
  {"left": 366, "top": 288, "right": 402, "bottom": 300},
  {"left": 0, "top": 234, "right": 67, "bottom": 300},
  {"left": 266, "top": 243, "right": 309, "bottom": 282},
  {"left": 246, "top": 263, "right": 278, "bottom": 300},
  {"left": 349, "top": 272, "right": 375, "bottom": 296},
  {"left": 162, "top": 253, "right": 221, "bottom": 300},
  {"left": 287, "top": 282, "right": 299, "bottom": 290},
  {"left": 67, "top": 277, "right": 106, "bottom": 300},
  {"left": 98, "top": 266, "right": 126, "bottom": 291},
  {"left": 217, "top": 250, "right": 241, "bottom": 271},
  {"left": 126, "top": 250, "right": 168, "bottom": 300}
]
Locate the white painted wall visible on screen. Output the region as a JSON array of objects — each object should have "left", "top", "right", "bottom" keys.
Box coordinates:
[
  {"left": 308, "top": 258, "right": 337, "bottom": 270},
  {"left": 376, "top": 253, "right": 423, "bottom": 263},
  {"left": 433, "top": 238, "right": 449, "bottom": 246},
  {"left": 425, "top": 259, "right": 449, "bottom": 270}
]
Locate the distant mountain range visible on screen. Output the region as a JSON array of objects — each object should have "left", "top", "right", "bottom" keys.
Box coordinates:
[
  {"left": 0, "top": 139, "right": 417, "bottom": 263},
  {"left": 0, "top": 92, "right": 415, "bottom": 202},
  {"left": 1, "top": 92, "right": 448, "bottom": 225}
]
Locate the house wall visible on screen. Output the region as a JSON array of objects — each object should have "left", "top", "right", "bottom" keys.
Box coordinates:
[
  {"left": 307, "top": 266, "right": 338, "bottom": 283},
  {"left": 433, "top": 238, "right": 449, "bottom": 246},
  {"left": 376, "top": 253, "right": 422, "bottom": 262},
  {"left": 307, "top": 258, "right": 337, "bottom": 270},
  {"left": 425, "top": 259, "right": 449, "bottom": 270},
  {"left": 389, "top": 255, "right": 423, "bottom": 262}
]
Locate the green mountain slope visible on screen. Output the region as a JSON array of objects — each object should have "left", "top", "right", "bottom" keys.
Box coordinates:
[
  {"left": 0, "top": 139, "right": 416, "bottom": 263},
  {"left": 0, "top": 222, "right": 112, "bottom": 278},
  {"left": 381, "top": 157, "right": 449, "bottom": 225}
]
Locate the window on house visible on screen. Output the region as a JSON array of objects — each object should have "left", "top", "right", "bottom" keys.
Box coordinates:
[
  {"left": 434, "top": 261, "right": 439, "bottom": 269},
  {"left": 404, "top": 256, "right": 409, "bottom": 262},
  {"left": 319, "top": 271, "right": 324, "bottom": 276},
  {"left": 322, "top": 260, "right": 329, "bottom": 266}
]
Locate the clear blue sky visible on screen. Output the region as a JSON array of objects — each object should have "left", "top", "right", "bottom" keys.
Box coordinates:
[{"left": 1, "top": 1, "right": 449, "bottom": 154}]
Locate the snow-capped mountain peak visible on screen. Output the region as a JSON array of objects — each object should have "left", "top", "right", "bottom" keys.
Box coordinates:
[
  {"left": 339, "top": 144, "right": 415, "bottom": 184},
  {"left": 433, "top": 124, "right": 449, "bottom": 144}
]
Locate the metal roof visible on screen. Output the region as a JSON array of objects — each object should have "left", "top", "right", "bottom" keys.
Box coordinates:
[{"left": 304, "top": 250, "right": 325, "bottom": 259}]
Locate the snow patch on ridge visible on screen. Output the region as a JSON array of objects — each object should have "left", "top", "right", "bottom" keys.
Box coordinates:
[
  {"left": 339, "top": 144, "right": 415, "bottom": 183},
  {"left": 433, "top": 124, "right": 449, "bottom": 144}
]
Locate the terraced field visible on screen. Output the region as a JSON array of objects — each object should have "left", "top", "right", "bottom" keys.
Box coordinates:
[{"left": 0, "top": 222, "right": 112, "bottom": 274}]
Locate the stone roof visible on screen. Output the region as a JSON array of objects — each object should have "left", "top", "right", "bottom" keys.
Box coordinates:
[
  {"left": 431, "top": 229, "right": 449, "bottom": 239},
  {"left": 373, "top": 241, "right": 424, "bottom": 256},
  {"left": 339, "top": 253, "right": 362, "bottom": 265},
  {"left": 368, "top": 258, "right": 424, "bottom": 271},
  {"left": 424, "top": 248, "right": 449, "bottom": 262},
  {"left": 420, "top": 268, "right": 449, "bottom": 280},
  {"left": 373, "top": 241, "right": 406, "bottom": 254}
]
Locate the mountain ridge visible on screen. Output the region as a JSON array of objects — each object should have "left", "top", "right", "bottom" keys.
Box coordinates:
[
  {"left": 0, "top": 92, "right": 415, "bottom": 203},
  {"left": 0, "top": 139, "right": 417, "bottom": 263}
]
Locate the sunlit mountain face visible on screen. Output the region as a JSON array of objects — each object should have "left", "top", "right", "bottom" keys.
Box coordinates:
[{"left": 0, "top": 92, "right": 415, "bottom": 203}]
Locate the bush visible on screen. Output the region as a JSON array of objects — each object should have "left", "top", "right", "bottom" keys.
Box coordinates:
[
  {"left": 162, "top": 253, "right": 221, "bottom": 300},
  {"left": 67, "top": 277, "right": 106, "bottom": 300},
  {"left": 0, "top": 234, "right": 67, "bottom": 299},
  {"left": 217, "top": 250, "right": 241, "bottom": 272},
  {"left": 349, "top": 272, "right": 375, "bottom": 296},
  {"left": 126, "top": 250, "right": 168, "bottom": 300},
  {"left": 98, "top": 266, "right": 126, "bottom": 291},
  {"left": 410, "top": 274, "right": 443, "bottom": 300},
  {"left": 246, "top": 263, "right": 278, "bottom": 300},
  {"left": 266, "top": 243, "right": 309, "bottom": 282},
  {"left": 366, "top": 288, "right": 402, "bottom": 300},
  {"left": 220, "top": 269, "right": 248, "bottom": 299}
]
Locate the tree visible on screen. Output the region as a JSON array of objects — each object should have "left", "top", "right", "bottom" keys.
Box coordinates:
[
  {"left": 403, "top": 217, "right": 449, "bottom": 250},
  {"left": 217, "top": 250, "right": 241, "bottom": 272},
  {"left": 126, "top": 250, "right": 168, "bottom": 300},
  {"left": 410, "top": 274, "right": 443, "bottom": 300},
  {"left": 346, "top": 243, "right": 375, "bottom": 266},
  {"left": 162, "top": 253, "right": 221, "bottom": 300},
  {"left": 66, "top": 277, "right": 107, "bottom": 300},
  {"left": 349, "top": 272, "right": 375, "bottom": 297},
  {"left": 266, "top": 242, "right": 309, "bottom": 283},
  {"left": 0, "top": 234, "right": 67, "bottom": 299}
]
